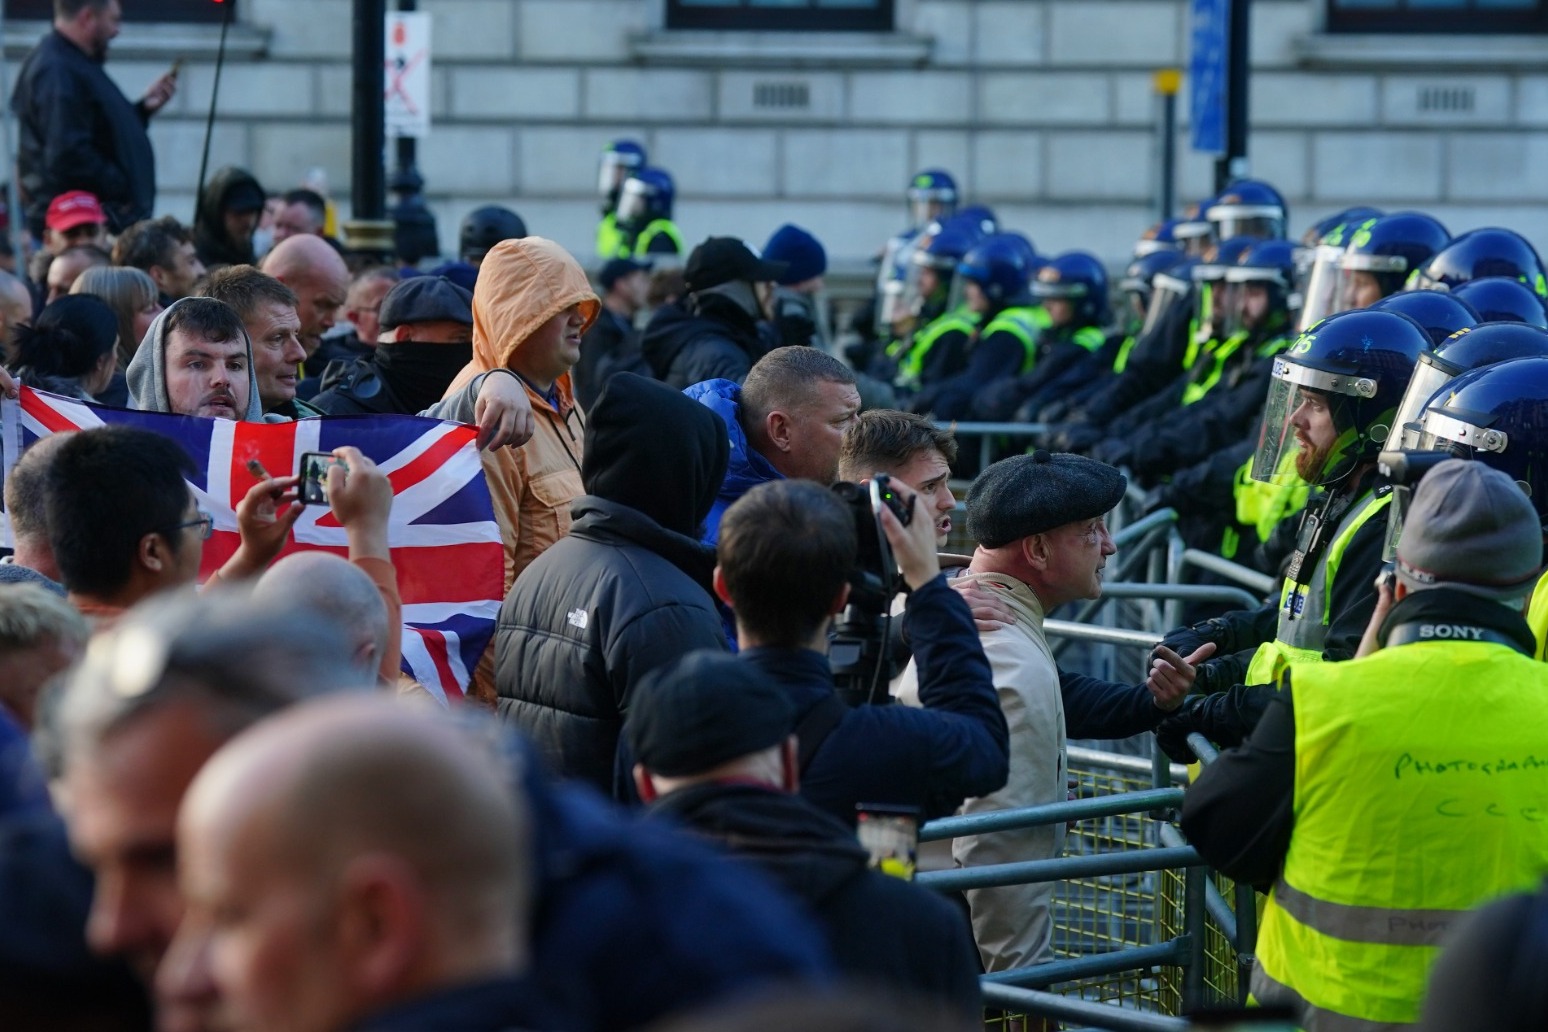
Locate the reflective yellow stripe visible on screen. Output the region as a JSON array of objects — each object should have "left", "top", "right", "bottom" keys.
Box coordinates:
[
  {"left": 1529, "top": 568, "right": 1548, "bottom": 661},
  {"left": 596, "top": 213, "right": 630, "bottom": 259},
  {"left": 634, "top": 219, "right": 685, "bottom": 256},
  {"left": 1181, "top": 331, "right": 1247, "bottom": 405},
  {"left": 1271, "top": 879, "right": 1465, "bottom": 948},
  {"left": 895, "top": 308, "right": 978, "bottom": 386}
]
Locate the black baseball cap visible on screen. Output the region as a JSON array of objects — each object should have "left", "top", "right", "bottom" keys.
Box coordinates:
[{"left": 683, "top": 237, "right": 789, "bottom": 293}]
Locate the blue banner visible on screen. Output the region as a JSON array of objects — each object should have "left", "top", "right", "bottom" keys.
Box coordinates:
[{"left": 1190, "top": 0, "right": 1229, "bottom": 155}]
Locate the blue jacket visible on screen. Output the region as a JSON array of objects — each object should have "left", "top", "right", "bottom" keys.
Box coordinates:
[
  {"left": 743, "top": 575, "right": 1010, "bottom": 826},
  {"left": 514, "top": 734, "right": 833, "bottom": 1030},
  {"left": 684, "top": 378, "right": 783, "bottom": 547},
  {"left": 350, "top": 977, "right": 563, "bottom": 1031}
]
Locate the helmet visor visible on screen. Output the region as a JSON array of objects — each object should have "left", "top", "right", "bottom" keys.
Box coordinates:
[
  {"left": 1382, "top": 483, "right": 1412, "bottom": 562},
  {"left": 598, "top": 153, "right": 636, "bottom": 196},
  {"left": 1140, "top": 273, "right": 1191, "bottom": 341},
  {"left": 903, "top": 253, "right": 950, "bottom": 321},
  {"left": 616, "top": 180, "right": 650, "bottom": 223},
  {"left": 1211, "top": 213, "right": 1283, "bottom": 241},
  {"left": 909, "top": 194, "right": 955, "bottom": 230},
  {"left": 1298, "top": 245, "right": 1346, "bottom": 333},
  {"left": 1251, "top": 371, "right": 1304, "bottom": 484},
  {"left": 1390, "top": 354, "right": 1456, "bottom": 451},
  {"left": 1406, "top": 267, "right": 1450, "bottom": 293}
]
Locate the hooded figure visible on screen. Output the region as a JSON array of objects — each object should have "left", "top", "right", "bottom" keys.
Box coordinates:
[
  {"left": 127, "top": 298, "right": 266, "bottom": 421},
  {"left": 492, "top": 372, "right": 731, "bottom": 795},
  {"left": 443, "top": 238, "right": 599, "bottom": 705},
  {"left": 192, "top": 166, "right": 266, "bottom": 270}
]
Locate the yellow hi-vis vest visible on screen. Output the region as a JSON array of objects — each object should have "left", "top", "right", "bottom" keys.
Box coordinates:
[
  {"left": 596, "top": 212, "right": 628, "bottom": 259},
  {"left": 1527, "top": 568, "right": 1548, "bottom": 660},
  {"left": 894, "top": 307, "right": 978, "bottom": 388},
  {"left": 1253, "top": 637, "right": 1548, "bottom": 1028},
  {"left": 979, "top": 305, "right": 1051, "bottom": 375},
  {"left": 1243, "top": 491, "right": 1389, "bottom": 687}
]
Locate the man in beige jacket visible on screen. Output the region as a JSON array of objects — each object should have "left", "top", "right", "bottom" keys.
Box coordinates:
[{"left": 898, "top": 450, "right": 1210, "bottom": 973}]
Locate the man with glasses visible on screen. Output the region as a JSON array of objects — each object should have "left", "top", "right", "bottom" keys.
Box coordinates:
[{"left": 43, "top": 425, "right": 299, "bottom": 625}]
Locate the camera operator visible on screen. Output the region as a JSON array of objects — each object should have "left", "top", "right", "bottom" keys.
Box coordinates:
[{"left": 714, "top": 478, "right": 1008, "bottom": 828}]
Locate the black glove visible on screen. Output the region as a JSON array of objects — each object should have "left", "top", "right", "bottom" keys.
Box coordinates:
[
  {"left": 1055, "top": 423, "right": 1105, "bottom": 454},
  {"left": 1090, "top": 438, "right": 1134, "bottom": 467},
  {"left": 971, "top": 378, "right": 1029, "bottom": 423},
  {"left": 1155, "top": 682, "right": 1276, "bottom": 763},
  {"left": 1157, "top": 616, "right": 1234, "bottom": 662},
  {"left": 1155, "top": 696, "right": 1209, "bottom": 764}
]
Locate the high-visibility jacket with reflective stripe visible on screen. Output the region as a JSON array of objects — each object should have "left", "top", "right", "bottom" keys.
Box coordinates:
[
  {"left": 1243, "top": 490, "right": 1388, "bottom": 687},
  {"left": 633, "top": 218, "right": 685, "bottom": 257},
  {"left": 1254, "top": 639, "right": 1548, "bottom": 1029},
  {"left": 894, "top": 307, "right": 978, "bottom": 388},
  {"left": 980, "top": 305, "right": 1051, "bottom": 374},
  {"left": 596, "top": 212, "right": 627, "bottom": 259},
  {"left": 1528, "top": 568, "right": 1548, "bottom": 660}
]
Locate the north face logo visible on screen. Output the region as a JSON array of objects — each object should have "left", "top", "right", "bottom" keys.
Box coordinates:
[{"left": 567, "top": 608, "right": 588, "bottom": 630}]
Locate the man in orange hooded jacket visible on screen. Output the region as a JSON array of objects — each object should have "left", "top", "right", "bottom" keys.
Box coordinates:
[{"left": 440, "top": 237, "right": 601, "bottom": 705}]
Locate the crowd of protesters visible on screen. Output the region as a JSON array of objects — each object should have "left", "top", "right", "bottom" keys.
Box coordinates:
[{"left": 4, "top": 2, "right": 1548, "bottom": 1031}]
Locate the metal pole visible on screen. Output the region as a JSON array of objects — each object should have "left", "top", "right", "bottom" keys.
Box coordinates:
[
  {"left": 352, "top": 0, "right": 387, "bottom": 223},
  {"left": 1182, "top": 864, "right": 1208, "bottom": 1009},
  {"left": 194, "top": 0, "right": 236, "bottom": 226},
  {"left": 1155, "top": 69, "right": 1180, "bottom": 222},
  {"left": 1214, "top": 0, "right": 1250, "bottom": 189}
]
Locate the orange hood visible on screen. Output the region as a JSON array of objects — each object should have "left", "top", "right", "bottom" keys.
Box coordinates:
[{"left": 447, "top": 237, "right": 600, "bottom": 395}]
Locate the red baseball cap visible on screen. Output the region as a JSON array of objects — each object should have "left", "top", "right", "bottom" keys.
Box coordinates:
[{"left": 45, "top": 190, "right": 107, "bottom": 233}]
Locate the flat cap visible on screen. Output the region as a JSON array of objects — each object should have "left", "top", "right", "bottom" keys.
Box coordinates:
[
  {"left": 625, "top": 651, "right": 794, "bottom": 778},
  {"left": 967, "top": 449, "right": 1127, "bottom": 548},
  {"left": 377, "top": 275, "right": 474, "bottom": 333},
  {"left": 1396, "top": 458, "right": 1543, "bottom": 601}
]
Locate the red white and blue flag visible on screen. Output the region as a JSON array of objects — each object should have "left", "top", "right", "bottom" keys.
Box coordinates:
[{"left": 1, "top": 387, "right": 504, "bottom": 704}]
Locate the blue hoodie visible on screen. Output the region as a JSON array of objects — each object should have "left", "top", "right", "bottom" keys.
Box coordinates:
[{"left": 683, "top": 378, "right": 783, "bottom": 546}]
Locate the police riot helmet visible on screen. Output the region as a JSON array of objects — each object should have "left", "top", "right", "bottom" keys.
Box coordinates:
[
  {"left": 1370, "top": 290, "right": 1481, "bottom": 348},
  {"left": 904, "top": 213, "right": 986, "bottom": 318},
  {"left": 1391, "top": 321, "right": 1548, "bottom": 452},
  {"left": 1407, "top": 228, "right": 1548, "bottom": 296},
  {"left": 1336, "top": 212, "right": 1451, "bottom": 307},
  {"left": 1135, "top": 219, "right": 1181, "bottom": 257},
  {"left": 1030, "top": 251, "right": 1108, "bottom": 326},
  {"left": 1299, "top": 213, "right": 1388, "bottom": 333},
  {"left": 1451, "top": 277, "right": 1548, "bottom": 328},
  {"left": 616, "top": 167, "right": 675, "bottom": 227},
  {"left": 459, "top": 205, "right": 528, "bottom": 262},
  {"left": 907, "top": 169, "right": 959, "bottom": 228},
  {"left": 1139, "top": 256, "right": 1200, "bottom": 342},
  {"left": 1190, "top": 236, "right": 1258, "bottom": 342},
  {"left": 1206, "top": 179, "right": 1287, "bottom": 241},
  {"left": 1404, "top": 356, "right": 1548, "bottom": 532},
  {"left": 955, "top": 204, "right": 998, "bottom": 237},
  {"left": 598, "top": 139, "right": 647, "bottom": 197},
  {"left": 1121, "top": 249, "right": 1186, "bottom": 305},
  {"left": 957, "top": 233, "right": 1032, "bottom": 306},
  {"left": 1253, "top": 308, "right": 1429, "bottom": 486},
  {"left": 1220, "top": 239, "right": 1297, "bottom": 338},
  {"left": 1295, "top": 206, "right": 1384, "bottom": 299},
  {"left": 1173, "top": 197, "right": 1217, "bottom": 255}
]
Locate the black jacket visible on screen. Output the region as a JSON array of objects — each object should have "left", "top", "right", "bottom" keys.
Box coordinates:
[
  {"left": 349, "top": 977, "right": 561, "bottom": 1031},
  {"left": 641, "top": 295, "right": 768, "bottom": 389},
  {"left": 742, "top": 576, "right": 1010, "bottom": 827},
  {"left": 11, "top": 31, "right": 154, "bottom": 234},
  {"left": 192, "top": 166, "right": 263, "bottom": 269},
  {"left": 650, "top": 782, "right": 983, "bottom": 1023},
  {"left": 495, "top": 373, "right": 732, "bottom": 793},
  {"left": 575, "top": 309, "right": 646, "bottom": 410}
]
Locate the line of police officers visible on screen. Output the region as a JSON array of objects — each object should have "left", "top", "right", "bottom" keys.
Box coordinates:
[{"left": 854, "top": 173, "right": 1548, "bottom": 1030}]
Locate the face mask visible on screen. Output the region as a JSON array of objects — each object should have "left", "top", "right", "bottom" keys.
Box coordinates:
[{"left": 374, "top": 339, "right": 475, "bottom": 412}]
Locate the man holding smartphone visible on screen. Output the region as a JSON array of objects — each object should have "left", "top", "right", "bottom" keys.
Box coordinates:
[{"left": 12, "top": 0, "right": 177, "bottom": 236}]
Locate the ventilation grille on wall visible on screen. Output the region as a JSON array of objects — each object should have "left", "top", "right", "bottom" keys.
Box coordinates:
[
  {"left": 753, "top": 82, "right": 811, "bottom": 110},
  {"left": 1418, "top": 86, "right": 1475, "bottom": 114}
]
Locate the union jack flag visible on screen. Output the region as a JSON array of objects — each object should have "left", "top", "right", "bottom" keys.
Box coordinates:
[{"left": 1, "top": 388, "right": 504, "bottom": 704}]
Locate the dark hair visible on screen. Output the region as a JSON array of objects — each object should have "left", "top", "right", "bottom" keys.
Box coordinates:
[
  {"left": 46, "top": 426, "right": 197, "bottom": 597},
  {"left": 717, "top": 480, "right": 856, "bottom": 648},
  {"left": 838, "top": 410, "right": 958, "bottom": 483},
  {"left": 112, "top": 215, "right": 191, "bottom": 272},
  {"left": 165, "top": 295, "right": 250, "bottom": 348},
  {"left": 281, "top": 188, "right": 327, "bottom": 228},
  {"left": 198, "top": 265, "right": 298, "bottom": 325},
  {"left": 10, "top": 295, "right": 117, "bottom": 379},
  {"left": 4, "top": 436, "right": 67, "bottom": 543},
  {"left": 741, "top": 346, "right": 856, "bottom": 429}
]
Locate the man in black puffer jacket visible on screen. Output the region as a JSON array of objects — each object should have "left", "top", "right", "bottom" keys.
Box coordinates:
[
  {"left": 494, "top": 371, "right": 731, "bottom": 794},
  {"left": 641, "top": 237, "right": 787, "bottom": 388}
]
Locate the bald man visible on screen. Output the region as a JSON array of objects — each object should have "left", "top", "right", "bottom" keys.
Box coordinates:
[
  {"left": 173, "top": 696, "right": 548, "bottom": 1032},
  {"left": 253, "top": 551, "right": 392, "bottom": 687},
  {"left": 260, "top": 234, "right": 348, "bottom": 361}
]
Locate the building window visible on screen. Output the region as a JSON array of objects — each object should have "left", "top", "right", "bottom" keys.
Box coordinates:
[
  {"left": 6, "top": 0, "right": 235, "bottom": 22},
  {"left": 666, "top": 0, "right": 893, "bottom": 32},
  {"left": 1326, "top": 0, "right": 1548, "bottom": 33}
]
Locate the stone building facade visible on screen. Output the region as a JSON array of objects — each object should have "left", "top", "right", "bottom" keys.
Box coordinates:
[{"left": 6, "top": 0, "right": 1547, "bottom": 265}]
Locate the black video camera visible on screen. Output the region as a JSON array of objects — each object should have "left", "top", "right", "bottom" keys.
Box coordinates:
[{"left": 828, "top": 475, "right": 914, "bottom": 707}]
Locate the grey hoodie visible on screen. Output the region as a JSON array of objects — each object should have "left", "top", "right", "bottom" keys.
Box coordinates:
[{"left": 127, "top": 298, "right": 265, "bottom": 421}]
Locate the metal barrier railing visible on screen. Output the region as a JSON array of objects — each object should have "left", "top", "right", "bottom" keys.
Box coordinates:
[{"left": 938, "top": 421, "right": 1050, "bottom": 471}]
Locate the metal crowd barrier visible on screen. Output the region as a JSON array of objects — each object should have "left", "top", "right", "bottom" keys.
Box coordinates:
[{"left": 910, "top": 452, "right": 1279, "bottom": 1028}]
